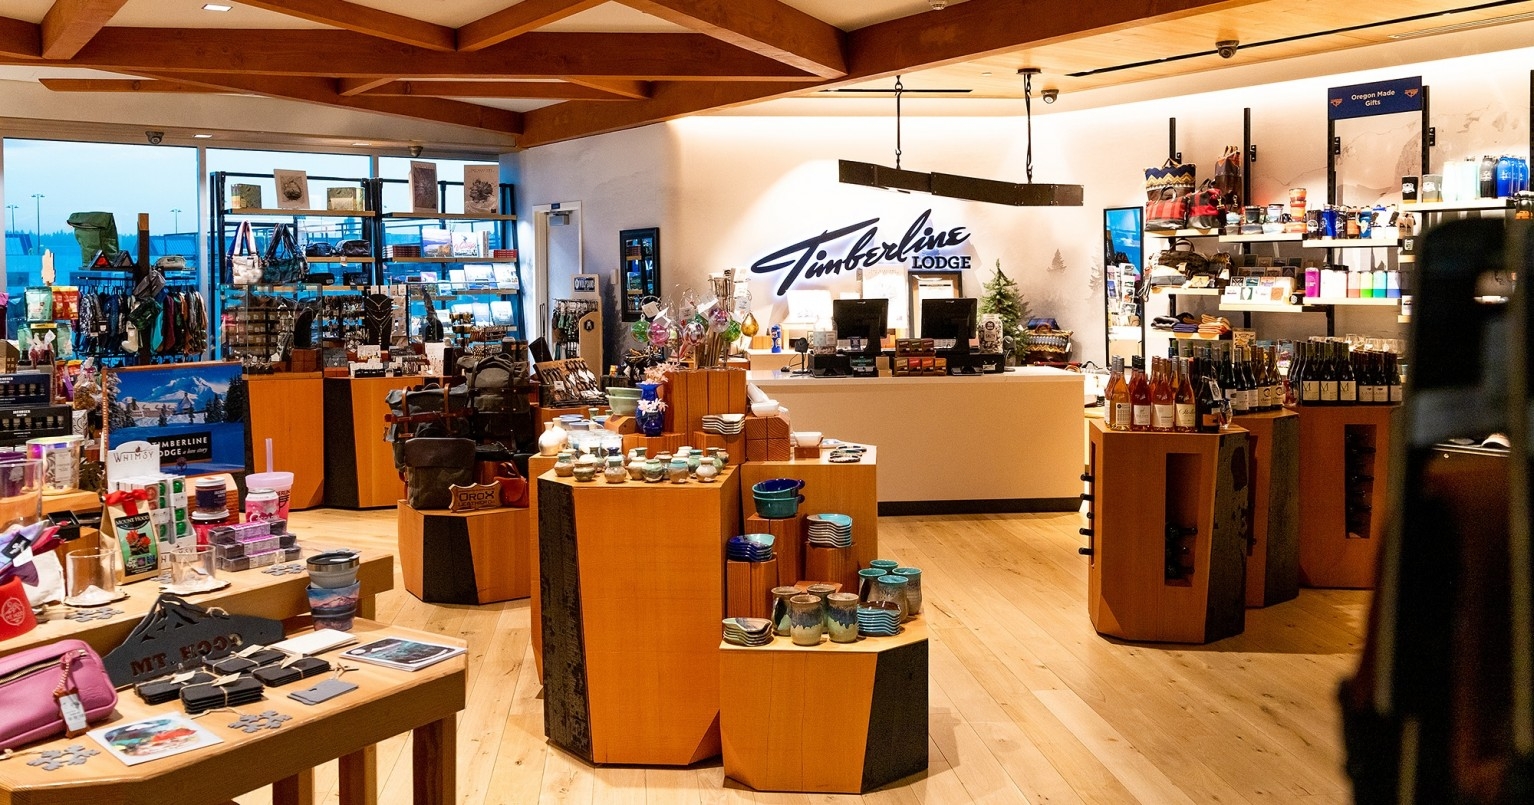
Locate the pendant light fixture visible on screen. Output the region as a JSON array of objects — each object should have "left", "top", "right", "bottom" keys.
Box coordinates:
[{"left": 838, "top": 69, "right": 1083, "bottom": 207}]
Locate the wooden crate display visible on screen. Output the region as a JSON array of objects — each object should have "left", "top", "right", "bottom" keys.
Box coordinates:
[
  {"left": 1296, "top": 405, "right": 1398, "bottom": 589},
  {"left": 739, "top": 452, "right": 879, "bottom": 570},
  {"left": 744, "top": 513, "right": 805, "bottom": 588},
  {"left": 726, "top": 558, "right": 780, "bottom": 620},
  {"left": 397, "top": 503, "right": 531, "bottom": 605},
  {"left": 803, "top": 545, "right": 858, "bottom": 593}
]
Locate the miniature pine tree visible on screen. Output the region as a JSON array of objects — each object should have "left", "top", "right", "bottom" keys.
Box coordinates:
[{"left": 980, "top": 261, "right": 1032, "bottom": 360}]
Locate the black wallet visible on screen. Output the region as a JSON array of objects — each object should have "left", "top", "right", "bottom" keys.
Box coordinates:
[
  {"left": 181, "top": 677, "right": 265, "bottom": 715},
  {"left": 135, "top": 671, "right": 216, "bottom": 705},
  {"left": 206, "top": 649, "right": 286, "bottom": 676},
  {"left": 253, "top": 658, "right": 332, "bottom": 688}
]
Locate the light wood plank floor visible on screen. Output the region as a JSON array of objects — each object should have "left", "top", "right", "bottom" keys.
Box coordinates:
[{"left": 238, "top": 508, "right": 1367, "bottom": 805}]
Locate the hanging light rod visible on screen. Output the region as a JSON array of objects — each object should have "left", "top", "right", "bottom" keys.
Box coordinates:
[{"left": 837, "top": 71, "right": 1082, "bottom": 207}]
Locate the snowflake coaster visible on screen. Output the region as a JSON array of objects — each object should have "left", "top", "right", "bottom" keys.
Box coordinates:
[
  {"left": 64, "top": 607, "right": 123, "bottom": 623},
  {"left": 229, "top": 710, "right": 292, "bottom": 733},
  {"left": 262, "top": 563, "right": 306, "bottom": 576},
  {"left": 27, "top": 745, "right": 98, "bottom": 771}
]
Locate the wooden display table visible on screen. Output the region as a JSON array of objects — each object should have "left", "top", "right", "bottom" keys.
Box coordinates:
[
  {"left": 323, "top": 376, "right": 420, "bottom": 509},
  {"left": 1085, "top": 421, "right": 1250, "bottom": 644},
  {"left": 738, "top": 448, "right": 879, "bottom": 570},
  {"left": 247, "top": 372, "right": 326, "bottom": 510},
  {"left": 1232, "top": 410, "right": 1300, "bottom": 607},
  {"left": 398, "top": 503, "right": 531, "bottom": 605},
  {"left": 526, "top": 454, "right": 557, "bottom": 682},
  {"left": 0, "top": 546, "right": 394, "bottom": 659},
  {"left": 1294, "top": 404, "right": 1399, "bottom": 589},
  {"left": 0, "top": 620, "right": 464, "bottom": 805},
  {"left": 721, "top": 620, "right": 929, "bottom": 794},
  {"left": 538, "top": 467, "right": 742, "bottom": 765}
]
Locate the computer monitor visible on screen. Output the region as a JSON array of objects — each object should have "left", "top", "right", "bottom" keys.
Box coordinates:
[
  {"left": 832, "top": 298, "right": 888, "bottom": 355},
  {"left": 921, "top": 298, "right": 978, "bottom": 353}
]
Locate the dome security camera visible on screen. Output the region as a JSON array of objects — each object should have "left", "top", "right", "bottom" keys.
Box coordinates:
[
  {"left": 1216, "top": 40, "right": 1239, "bottom": 59},
  {"left": 408, "top": 145, "right": 423, "bottom": 157},
  {"left": 146, "top": 130, "right": 164, "bottom": 145},
  {"left": 1042, "top": 89, "right": 1060, "bottom": 104}
]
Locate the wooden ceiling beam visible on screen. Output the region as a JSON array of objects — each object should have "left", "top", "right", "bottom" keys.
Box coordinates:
[
  {"left": 8, "top": 29, "right": 819, "bottom": 81},
  {"left": 230, "top": 0, "right": 456, "bottom": 51},
  {"left": 338, "top": 76, "right": 400, "bottom": 96},
  {"left": 40, "top": 0, "right": 129, "bottom": 60},
  {"left": 0, "top": 15, "right": 41, "bottom": 59},
  {"left": 559, "top": 78, "right": 652, "bottom": 100},
  {"left": 360, "top": 80, "right": 643, "bottom": 101},
  {"left": 617, "top": 0, "right": 846, "bottom": 78},
  {"left": 457, "top": 0, "right": 607, "bottom": 52},
  {"left": 133, "top": 71, "right": 523, "bottom": 137},
  {"left": 39, "top": 78, "right": 231, "bottom": 93},
  {"left": 518, "top": 0, "right": 1257, "bottom": 146}
]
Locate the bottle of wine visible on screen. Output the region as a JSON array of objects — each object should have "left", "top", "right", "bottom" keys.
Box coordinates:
[
  {"left": 1267, "top": 347, "right": 1283, "bottom": 410},
  {"left": 1319, "top": 342, "right": 1340, "bottom": 404},
  {"left": 1109, "top": 357, "right": 1132, "bottom": 430},
  {"left": 1252, "top": 346, "right": 1270, "bottom": 411},
  {"left": 1105, "top": 356, "right": 1126, "bottom": 428},
  {"left": 1151, "top": 357, "right": 1176, "bottom": 432},
  {"left": 1232, "top": 348, "right": 1252, "bottom": 415},
  {"left": 1337, "top": 342, "right": 1358, "bottom": 404},
  {"left": 1220, "top": 346, "right": 1238, "bottom": 413},
  {"left": 1196, "top": 355, "right": 1222, "bottom": 433},
  {"left": 1386, "top": 351, "right": 1403, "bottom": 403},
  {"left": 1130, "top": 355, "right": 1152, "bottom": 431},
  {"left": 1300, "top": 342, "right": 1320, "bottom": 405},
  {"left": 1174, "top": 358, "right": 1197, "bottom": 432},
  {"left": 1288, "top": 342, "right": 1305, "bottom": 406},
  {"left": 1370, "top": 352, "right": 1389, "bottom": 404},
  {"left": 1357, "top": 351, "right": 1376, "bottom": 404}
]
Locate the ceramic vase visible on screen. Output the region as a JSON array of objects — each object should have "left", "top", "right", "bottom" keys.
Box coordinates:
[
  {"left": 788, "top": 594, "right": 824, "bottom": 646},
  {"left": 684, "top": 449, "right": 701, "bottom": 475},
  {"left": 696, "top": 461, "right": 718, "bottom": 483},
  {"left": 643, "top": 458, "right": 665, "bottom": 483},
  {"left": 573, "top": 455, "right": 599, "bottom": 483},
  {"left": 636, "top": 382, "right": 665, "bottom": 437},
  {"left": 538, "top": 421, "right": 568, "bottom": 457},
  {"left": 869, "top": 559, "right": 899, "bottom": 575},
  {"left": 856, "top": 567, "right": 885, "bottom": 603},
  {"left": 805, "top": 583, "right": 837, "bottom": 622},
  {"left": 770, "top": 586, "right": 800, "bottom": 636},
  {"left": 894, "top": 566, "right": 923, "bottom": 615},
  {"left": 553, "top": 450, "right": 576, "bottom": 478},
  {"left": 603, "top": 456, "right": 627, "bottom": 484},
  {"left": 826, "top": 592, "right": 860, "bottom": 643},
  {"left": 626, "top": 451, "right": 647, "bottom": 480},
  {"left": 667, "top": 458, "right": 689, "bottom": 484},
  {"left": 870, "top": 574, "right": 909, "bottom": 622}
]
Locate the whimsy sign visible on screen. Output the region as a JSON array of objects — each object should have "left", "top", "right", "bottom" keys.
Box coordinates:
[{"left": 749, "top": 209, "right": 973, "bottom": 296}]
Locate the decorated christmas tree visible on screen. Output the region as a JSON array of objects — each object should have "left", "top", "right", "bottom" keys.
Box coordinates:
[{"left": 980, "top": 261, "right": 1031, "bottom": 362}]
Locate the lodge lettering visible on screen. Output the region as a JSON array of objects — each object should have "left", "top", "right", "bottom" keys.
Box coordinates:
[{"left": 750, "top": 209, "right": 971, "bottom": 295}]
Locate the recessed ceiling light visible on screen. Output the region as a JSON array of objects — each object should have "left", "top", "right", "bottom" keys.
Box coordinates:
[
  {"left": 981, "top": 71, "right": 992, "bottom": 76},
  {"left": 351, "top": 142, "right": 371, "bottom": 147},
  {"left": 193, "top": 133, "right": 213, "bottom": 139},
  {"left": 202, "top": 4, "right": 232, "bottom": 11}
]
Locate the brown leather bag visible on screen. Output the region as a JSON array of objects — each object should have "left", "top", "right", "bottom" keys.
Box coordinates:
[{"left": 402, "top": 438, "right": 476, "bottom": 510}]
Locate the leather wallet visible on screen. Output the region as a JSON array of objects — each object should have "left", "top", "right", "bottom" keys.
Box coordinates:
[
  {"left": 288, "top": 679, "right": 357, "bottom": 705},
  {"left": 181, "top": 677, "right": 265, "bottom": 715},
  {"left": 253, "top": 658, "right": 331, "bottom": 688}
]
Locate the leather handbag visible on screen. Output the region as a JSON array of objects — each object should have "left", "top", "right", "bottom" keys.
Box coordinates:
[
  {"left": 305, "top": 241, "right": 336, "bottom": 258},
  {"left": 339, "top": 239, "right": 371, "bottom": 258},
  {"left": 1145, "top": 158, "right": 1197, "bottom": 231},
  {"left": 227, "top": 220, "right": 264, "bottom": 285},
  {"left": 475, "top": 444, "right": 528, "bottom": 507},
  {"left": 1213, "top": 145, "right": 1243, "bottom": 211},
  {"left": 403, "top": 438, "right": 477, "bottom": 510},
  {"left": 263, "top": 223, "right": 308, "bottom": 284},
  {"left": 0, "top": 639, "right": 118, "bottom": 750}
]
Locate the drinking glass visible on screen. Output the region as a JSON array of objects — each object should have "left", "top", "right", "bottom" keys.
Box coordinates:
[
  {"left": 171, "top": 547, "right": 219, "bottom": 591},
  {"left": 66, "top": 549, "right": 119, "bottom": 606}
]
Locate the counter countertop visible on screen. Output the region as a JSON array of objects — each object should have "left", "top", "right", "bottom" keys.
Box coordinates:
[{"left": 748, "top": 366, "right": 1079, "bottom": 387}]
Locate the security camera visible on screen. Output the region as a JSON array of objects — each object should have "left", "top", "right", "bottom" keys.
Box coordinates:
[
  {"left": 146, "top": 130, "right": 164, "bottom": 145},
  {"left": 1042, "top": 89, "right": 1060, "bottom": 104},
  {"left": 928, "top": 0, "right": 948, "bottom": 9},
  {"left": 1216, "top": 40, "right": 1239, "bottom": 59},
  {"left": 407, "top": 145, "right": 423, "bottom": 157}
]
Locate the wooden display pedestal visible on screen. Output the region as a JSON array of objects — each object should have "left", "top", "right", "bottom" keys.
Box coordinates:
[
  {"left": 727, "top": 559, "right": 779, "bottom": 619},
  {"left": 721, "top": 620, "right": 929, "bottom": 794},
  {"left": 694, "top": 431, "right": 746, "bottom": 463},
  {"left": 322, "top": 376, "right": 416, "bottom": 508},
  {"left": 1295, "top": 404, "right": 1399, "bottom": 589},
  {"left": 740, "top": 448, "right": 879, "bottom": 569},
  {"left": 621, "top": 432, "right": 685, "bottom": 456},
  {"left": 539, "top": 467, "right": 742, "bottom": 765},
  {"left": 527, "top": 454, "right": 558, "bottom": 682},
  {"left": 398, "top": 503, "right": 531, "bottom": 605},
  {"left": 744, "top": 414, "right": 791, "bottom": 461},
  {"left": 663, "top": 368, "right": 747, "bottom": 436},
  {"left": 246, "top": 373, "right": 325, "bottom": 510},
  {"left": 745, "top": 513, "right": 805, "bottom": 587},
  {"left": 1086, "top": 421, "right": 1250, "bottom": 644},
  {"left": 804, "top": 545, "right": 858, "bottom": 592},
  {"left": 1232, "top": 410, "right": 1300, "bottom": 607}
]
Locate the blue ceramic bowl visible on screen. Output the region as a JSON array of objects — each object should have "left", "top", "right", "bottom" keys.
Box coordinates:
[
  {"left": 753, "top": 494, "right": 804, "bottom": 519},
  {"left": 752, "top": 478, "right": 806, "bottom": 498}
]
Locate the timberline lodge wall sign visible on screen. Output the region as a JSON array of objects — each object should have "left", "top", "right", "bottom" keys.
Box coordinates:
[{"left": 749, "top": 209, "right": 972, "bottom": 296}]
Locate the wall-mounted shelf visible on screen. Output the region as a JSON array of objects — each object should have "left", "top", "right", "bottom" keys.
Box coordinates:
[
  {"left": 1307, "top": 297, "right": 1401, "bottom": 307},
  {"left": 1152, "top": 287, "right": 1221, "bottom": 296},
  {"left": 1218, "top": 302, "right": 1322, "bottom": 314},
  {"left": 223, "top": 208, "right": 377, "bottom": 218},
  {"left": 1145, "top": 228, "right": 1220, "bottom": 238},
  {"left": 1402, "top": 198, "right": 1511, "bottom": 213},
  {"left": 1218, "top": 232, "right": 1305, "bottom": 243},
  {"left": 388, "top": 256, "right": 505, "bottom": 264},
  {"left": 1305, "top": 238, "right": 1401, "bottom": 249},
  {"left": 306, "top": 256, "right": 376, "bottom": 264},
  {"left": 381, "top": 212, "right": 518, "bottom": 221}
]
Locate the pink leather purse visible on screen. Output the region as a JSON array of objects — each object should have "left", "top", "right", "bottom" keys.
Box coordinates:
[{"left": 0, "top": 639, "right": 118, "bottom": 751}]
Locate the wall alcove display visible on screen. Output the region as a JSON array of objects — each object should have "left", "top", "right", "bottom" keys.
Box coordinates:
[{"left": 620, "top": 228, "right": 661, "bottom": 321}]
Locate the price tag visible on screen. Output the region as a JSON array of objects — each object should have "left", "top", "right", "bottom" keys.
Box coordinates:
[{"left": 56, "top": 692, "right": 87, "bottom": 736}]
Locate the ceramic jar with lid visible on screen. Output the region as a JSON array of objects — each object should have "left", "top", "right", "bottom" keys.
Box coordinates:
[
  {"left": 603, "top": 456, "right": 628, "bottom": 484},
  {"left": 553, "top": 450, "right": 576, "bottom": 477}
]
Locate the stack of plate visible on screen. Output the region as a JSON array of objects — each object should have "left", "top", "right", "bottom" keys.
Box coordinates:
[
  {"left": 702, "top": 413, "right": 746, "bottom": 435},
  {"left": 857, "top": 603, "right": 902, "bottom": 637},
  {"left": 806, "top": 513, "right": 853, "bottom": 548},
  {"left": 722, "top": 617, "right": 774, "bottom": 646},
  {"left": 726, "top": 533, "right": 775, "bottom": 562}
]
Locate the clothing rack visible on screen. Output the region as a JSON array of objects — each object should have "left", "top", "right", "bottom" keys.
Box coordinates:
[
  {"left": 552, "top": 298, "right": 600, "bottom": 361},
  {"left": 73, "top": 269, "right": 207, "bottom": 365}
]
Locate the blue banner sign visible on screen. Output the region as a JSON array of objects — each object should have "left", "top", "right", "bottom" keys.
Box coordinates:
[{"left": 1328, "top": 76, "right": 1423, "bottom": 120}]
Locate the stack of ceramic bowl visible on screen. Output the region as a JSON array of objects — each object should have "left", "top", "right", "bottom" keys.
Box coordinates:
[
  {"left": 806, "top": 513, "right": 853, "bottom": 548},
  {"left": 726, "top": 533, "right": 775, "bottom": 562},
  {"left": 701, "top": 413, "right": 745, "bottom": 435},
  {"left": 722, "top": 617, "right": 774, "bottom": 646},
  {"left": 856, "top": 602, "right": 902, "bottom": 636},
  {"left": 752, "top": 478, "right": 805, "bottom": 519},
  {"left": 606, "top": 387, "right": 641, "bottom": 416}
]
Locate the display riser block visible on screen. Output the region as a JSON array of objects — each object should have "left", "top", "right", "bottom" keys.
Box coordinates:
[
  {"left": 664, "top": 369, "right": 747, "bottom": 439},
  {"left": 538, "top": 405, "right": 586, "bottom": 425},
  {"left": 621, "top": 432, "right": 685, "bottom": 456},
  {"left": 1086, "top": 422, "right": 1250, "bottom": 644},
  {"left": 693, "top": 431, "right": 746, "bottom": 464},
  {"left": 745, "top": 514, "right": 804, "bottom": 587},
  {"left": 1233, "top": 411, "right": 1300, "bottom": 607},
  {"left": 803, "top": 545, "right": 859, "bottom": 593},
  {"left": 721, "top": 621, "right": 929, "bottom": 793},
  {"left": 726, "top": 558, "right": 779, "bottom": 620},
  {"left": 740, "top": 457, "right": 879, "bottom": 570},
  {"left": 603, "top": 415, "right": 636, "bottom": 434},
  {"left": 1295, "top": 404, "right": 1398, "bottom": 589},
  {"left": 398, "top": 503, "right": 531, "bottom": 605}
]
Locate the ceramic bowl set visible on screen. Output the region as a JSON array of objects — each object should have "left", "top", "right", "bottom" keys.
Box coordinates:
[
  {"left": 857, "top": 560, "right": 924, "bottom": 626},
  {"left": 701, "top": 413, "right": 745, "bottom": 435},
  {"left": 857, "top": 601, "right": 902, "bottom": 636},
  {"left": 606, "top": 386, "right": 641, "bottom": 416},
  {"left": 806, "top": 513, "right": 853, "bottom": 548},
  {"left": 721, "top": 617, "right": 774, "bottom": 647},
  {"left": 752, "top": 478, "right": 805, "bottom": 519},
  {"left": 727, "top": 533, "right": 775, "bottom": 562}
]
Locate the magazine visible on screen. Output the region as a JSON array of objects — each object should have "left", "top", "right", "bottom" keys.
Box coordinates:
[{"left": 343, "top": 637, "right": 465, "bottom": 672}]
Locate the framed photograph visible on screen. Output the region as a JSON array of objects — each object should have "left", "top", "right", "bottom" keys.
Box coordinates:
[
  {"left": 89, "top": 715, "right": 223, "bottom": 767},
  {"left": 463, "top": 165, "right": 499, "bottom": 215},
  {"left": 273, "top": 169, "right": 310, "bottom": 210},
  {"left": 410, "top": 161, "right": 439, "bottom": 213},
  {"left": 103, "top": 361, "right": 248, "bottom": 475}
]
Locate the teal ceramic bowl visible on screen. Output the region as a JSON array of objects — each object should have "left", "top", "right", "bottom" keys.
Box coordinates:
[{"left": 753, "top": 494, "right": 804, "bottom": 519}]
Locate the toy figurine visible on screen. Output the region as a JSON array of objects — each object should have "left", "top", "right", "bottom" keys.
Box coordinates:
[{"left": 769, "top": 324, "right": 782, "bottom": 353}]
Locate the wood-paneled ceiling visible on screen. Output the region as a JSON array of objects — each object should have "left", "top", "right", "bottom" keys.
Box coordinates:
[{"left": 0, "top": 0, "right": 1530, "bottom": 148}]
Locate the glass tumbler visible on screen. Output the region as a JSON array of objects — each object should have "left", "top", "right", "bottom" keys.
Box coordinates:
[
  {"left": 65, "top": 549, "right": 119, "bottom": 606},
  {"left": 171, "top": 547, "right": 219, "bottom": 591}
]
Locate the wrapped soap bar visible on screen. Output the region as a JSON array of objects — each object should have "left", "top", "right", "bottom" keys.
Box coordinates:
[
  {"left": 213, "top": 535, "right": 281, "bottom": 559},
  {"left": 208, "top": 520, "right": 286, "bottom": 545}
]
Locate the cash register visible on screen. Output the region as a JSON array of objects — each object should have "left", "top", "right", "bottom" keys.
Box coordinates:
[
  {"left": 810, "top": 298, "right": 888, "bottom": 378},
  {"left": 922, "top": 298, "right": 1005, "bottom": 375}
]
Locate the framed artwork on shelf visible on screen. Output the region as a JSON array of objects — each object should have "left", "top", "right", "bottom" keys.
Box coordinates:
[
  {"left": 410, "top": 161, "right": 439, "bottom": 213},
  {"left": 619, "top": 227, "right": 660, "bottom": 321},
  {"left": 273, "top": 169, "right": 309, "bottom": 210},
  {"left": 464, "top": 165, "right": 500, "bottom": 214}
]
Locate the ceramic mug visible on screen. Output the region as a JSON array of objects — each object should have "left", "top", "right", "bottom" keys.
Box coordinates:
[{"left": 788, "top": 594, "right": 824, "bottom": 646}]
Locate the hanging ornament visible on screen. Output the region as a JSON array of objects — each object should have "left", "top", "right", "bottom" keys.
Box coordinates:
[{"left": 741, "top": 312, "right": 760, "bottom": 338}]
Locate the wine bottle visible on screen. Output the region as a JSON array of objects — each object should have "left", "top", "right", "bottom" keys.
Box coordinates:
[
  {"left": 1289, "top": 342, "right": 1306, "bottom": 406},
  {"left": 1109, "top": 357, "right": 1131, "bottom": 430},
  {"left": 1252, "top": 346, "right": 1271, "bottom": 411},
  {"left": 1174, "top": 358, "right": 1196, "bottom": 432},
  {"left": 1130, "top": 356, "right": 1152, "bottom": 431},
  {"left": 1370, "top": 352, "right": 1389, "bottom": 404},
  {"left": 1195, "top": 356, "right": 1221, "bottom": 433},
  {"left": 1337, "top": 343, "right": 1358, "bottom": 404},
  {"left": 1386, "top": 351, "right": 1403, "bottom": 403},
  {"left": 1151, "top": 357, "right": 1175, "bottom": 432},
  {"left": 1232, "top": 348, "right": 1252, "bottom": 415},
  {"left": 1319, "top": 342, "right": 1340, "bottom": 404},
  {"left": 1300, "top": 343, "right": 1320, "bottom": 405},
  {"left": 1105, "top": 357, "right": 1126, "bottom": 428},
  {"left": 1267, "top": 348, "right": 1283, "bottom": 410}
]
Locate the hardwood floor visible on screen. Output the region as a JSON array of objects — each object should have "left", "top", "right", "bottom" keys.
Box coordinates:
[{"left": 240, "top": 508, "right": 1368, "bottom": 805}]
